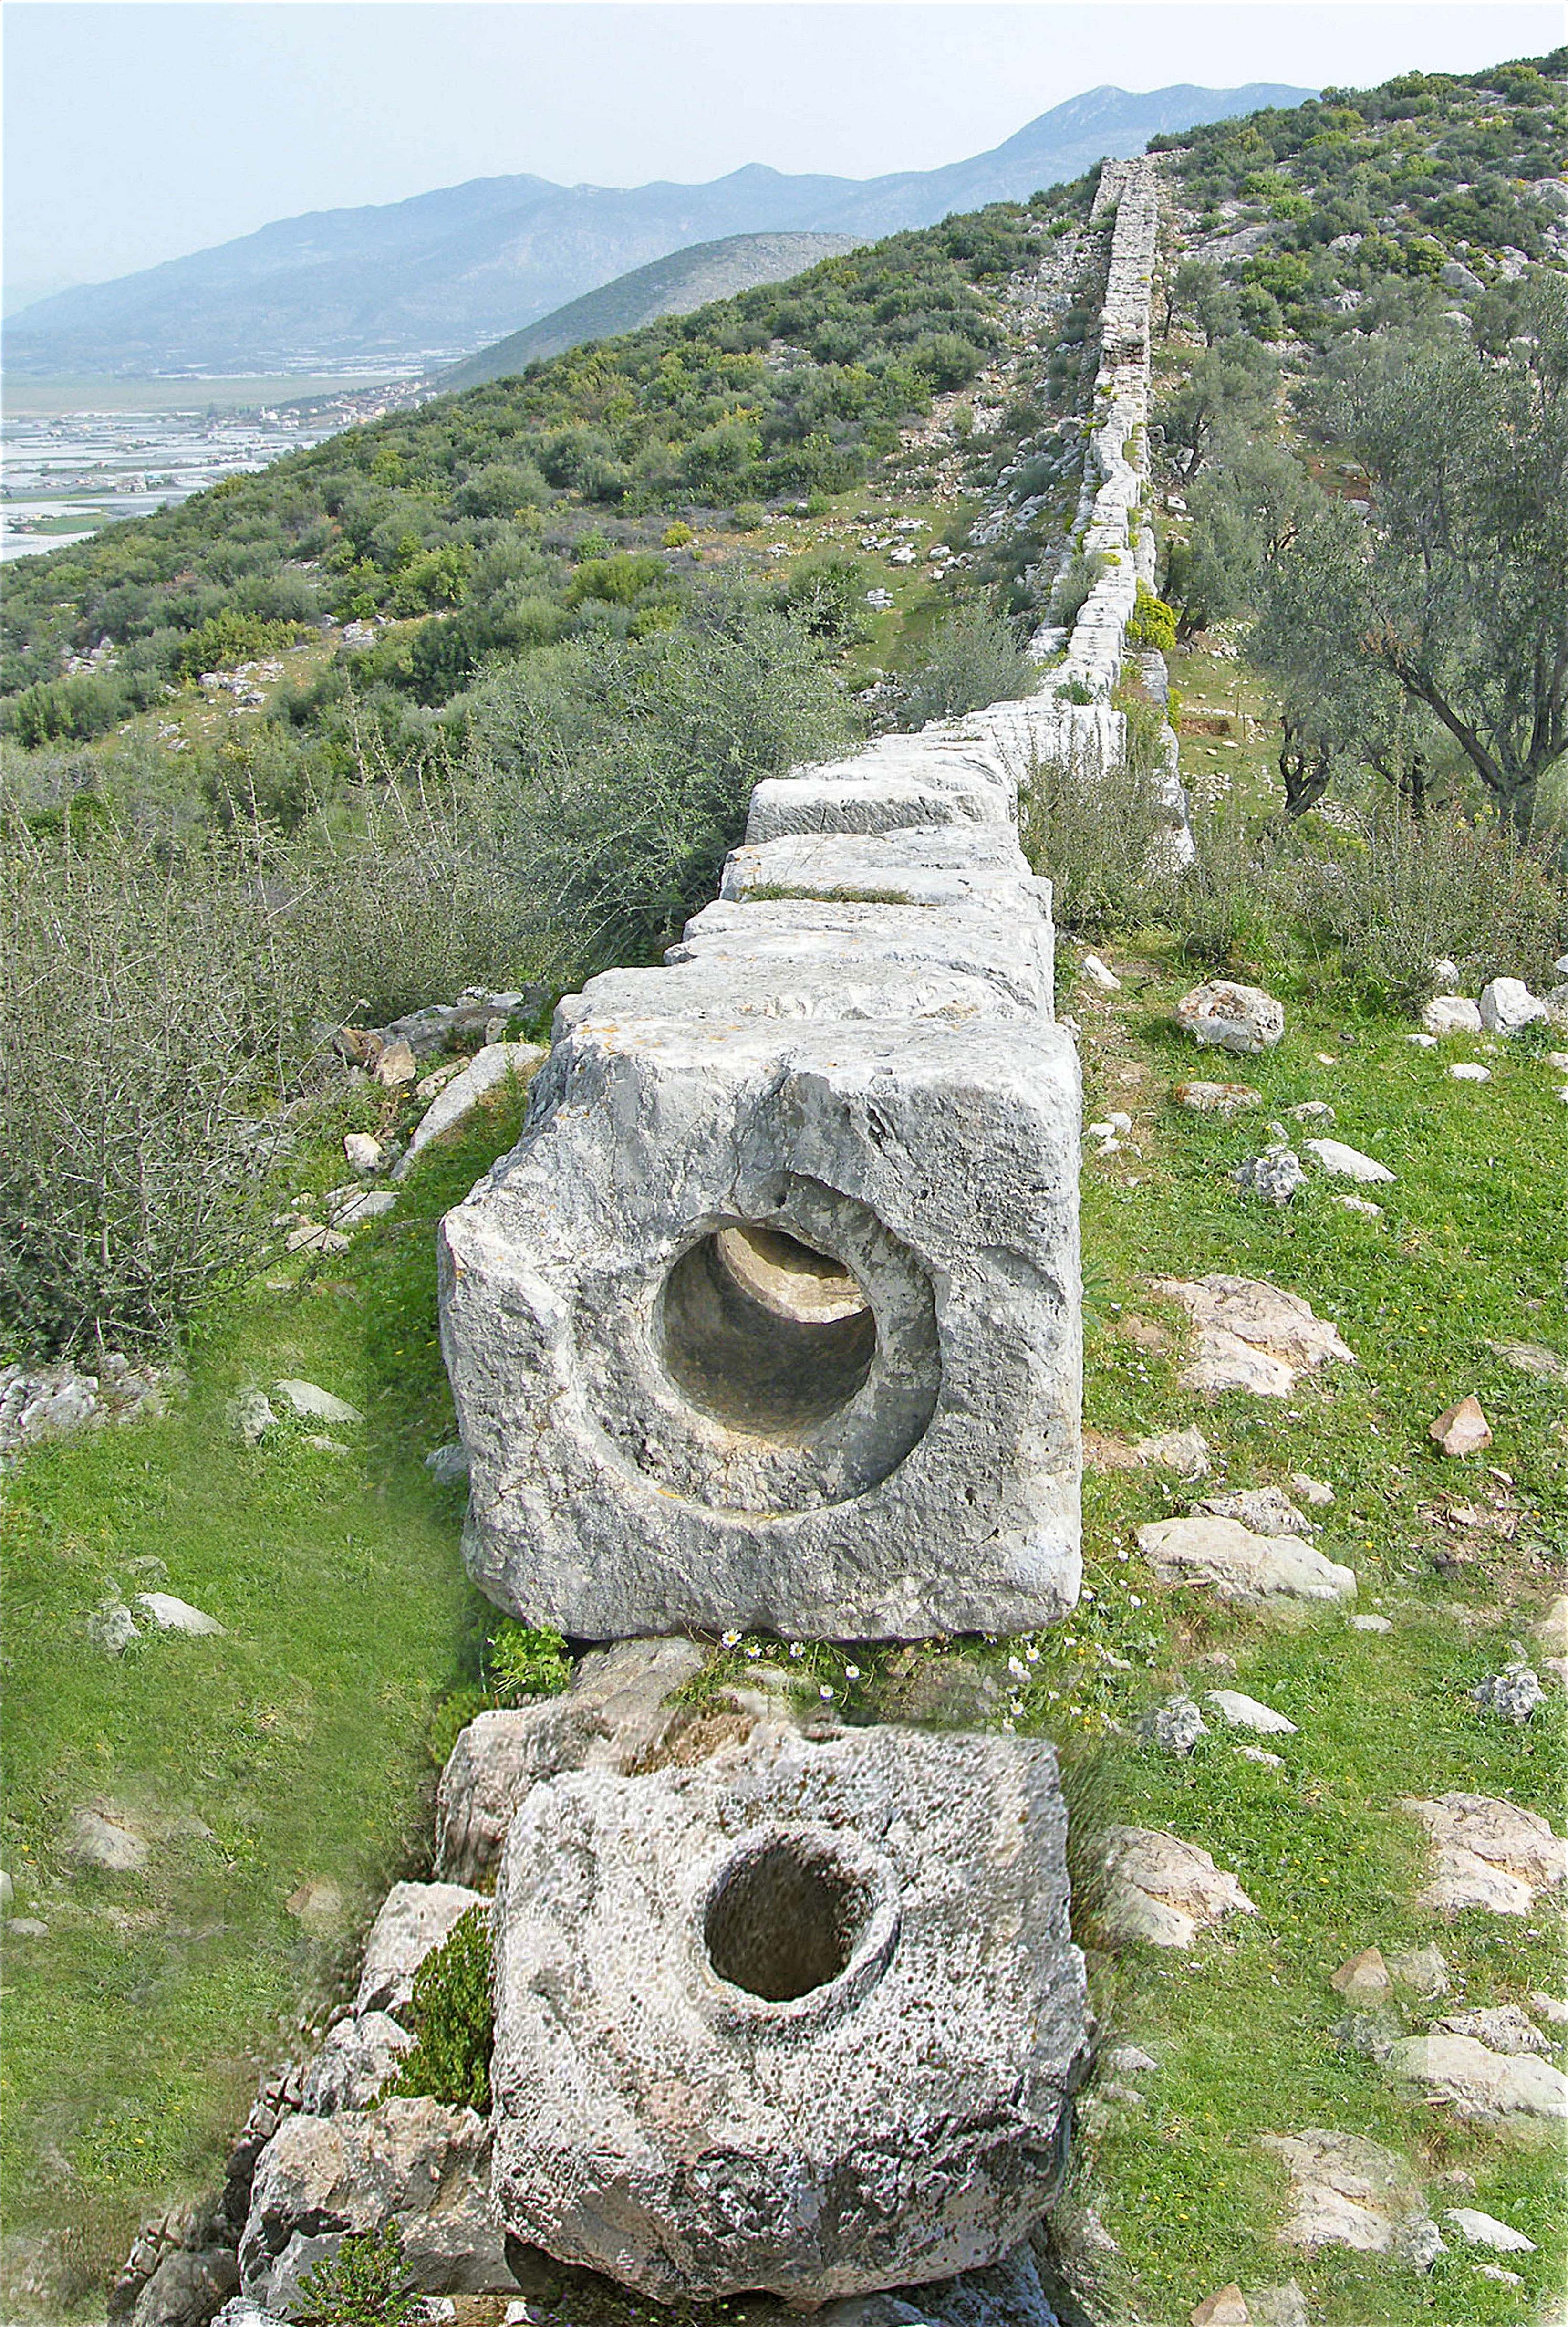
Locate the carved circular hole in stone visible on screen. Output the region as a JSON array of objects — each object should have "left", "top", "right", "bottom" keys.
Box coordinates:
[
  {"left": 661, "top": 1225, "right": 875, "bottom": 1438},
  {"left": 704, "top": 1838, "right": 870, "bottom": 2003}
]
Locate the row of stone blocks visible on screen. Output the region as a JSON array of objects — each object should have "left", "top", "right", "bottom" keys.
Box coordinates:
[{"left": 417, "top": 209, "right": 1129, "bottom": 2312}]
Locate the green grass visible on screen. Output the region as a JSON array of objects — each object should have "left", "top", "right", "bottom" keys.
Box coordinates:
[{"left": 0, "top": 1087, "right": 530, "bottom": 2311}]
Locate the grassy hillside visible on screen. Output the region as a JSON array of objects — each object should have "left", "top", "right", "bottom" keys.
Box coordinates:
[{"left": 438, "top": 231, "right": 864, "bottom": 390}]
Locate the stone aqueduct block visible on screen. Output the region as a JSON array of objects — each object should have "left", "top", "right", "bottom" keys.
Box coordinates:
[{"left": 488, "top": 1722, "right": 1090, "bottom": 2303}]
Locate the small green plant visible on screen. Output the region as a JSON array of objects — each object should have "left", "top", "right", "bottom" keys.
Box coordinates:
[
  {"left": 1055, "top": 678, "right": 1097, "bottom": 706},
  {"left": 1126, "top": 582, "right": 1178, "bottom": 655},
  {"left": 661, "top": 521, "right": 695, "bottom": 548},
  {"left": 483, "top": 1619, "right": 571, "bottom": 1703},
  {"left": 387, "top": 1905, "right": 494, "bottom": 2113},
  {"left": 295, "top": 2225, "right": 419, "bottom": 2327}
]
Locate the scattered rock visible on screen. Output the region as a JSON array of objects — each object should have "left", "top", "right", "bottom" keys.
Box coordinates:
[
  {"left": 1402, "top": 1792, "right": 1568, "bottom": 1915},
  {"left": 6, "top": 1917, "right": 50, "bottom": 1938},
  {"left": 300, "top": 2012, "right": 414, "bottom": 2116},
  {"left": 342, "top": 1133, "right": 385, "bottom": 1175},
  {"left": 64, "top": 1807, "right": 148, "bottom": 1874},
  {"left": 329, "top": 1189, "right": 397, "bottom": 1228},
  {"left": 1435, "top": 2006, "right": 1550, "bottom": 2056},
  {"left": 1207, "top": 1690, "right": 1297, "bottom": 1737},
  {"left": 1487, "top": 1341, "right": 1568, "bottom": 1384},
  {"left": 1530, "top": 1595, "right": 1568, "bottom": 1655},
  {"left": 1449, "top": 1063, "right": 1491, "bottom": 1083},
  {"left": 1101, "top": 1827, "right": 1256, "bottom": 1949},
  {"left": 1350, "top": 1612, "right": 1391, "bottom": 1633},
  {"left": 1387, "top": 1945, "right": 1450, "bottom": 1997},
  {"left": 435, "top": 1638, "right": 707, "bottom": 1887},
  {"left": 424, "top": 1442, "right": 470, "bottom": 1488},
  {"left": 135, "top": 1593, "right": 224, "bottom": 1637},
  {"left": 1080, "top": 953, "right": 1121, "bottom": 990},
  {"left": 88, "top": 1598, "right": 141, "bottom": 1656},
  {"left": 1421, "top": 996, "right": 1483, "bottom": 1036},
  {"left": 1330, "top": 1947, "right": 1391, "bottom": 2004},
  {"left": 355, "top": 1883, "right": 488, "bottom": 2020},
  {"left": 393, "top": 1043, "right": 546, "bottom": 1180},
  {"left": 1332, "top": 1193, "right": 1383, "bottom": 1218},
  {"left": 130, "top": 2246, "right": 239, "bottom": 2327},
  {"left": 1473, "top": 1663, "right": 1545, "bottom": 1723},
  {"left": 1190, "top": 2288, "right": 1249, "bottom": 2327},
  {"left": 1173, "top": 1081, "right": 1263, "bottom": 1116},
  {"left": 228, "top": 1391, "right": 277, "bottom": 1445},
  {"left": 373, "top": 1039, "right": 418, "bottom": 1090},
  {"left": 1140, "top": 1696, "right": 1209, "bottom": 1755},
  {"left": 283, "top": 1221, "right": 350, "bottom": 1255},
  {"left": 1260, "top": 2129, "right": 1439, "bottom": 2262},
  {"left": 414, "top": 1059, "right": 467, "bottom": 1102},
  {"left": 1234, "top": 1148, "right": 1305, "bottom": 1205},
  {"left": 1195, "top": 1486, "right": 1314, "bottom": 1537},
  {"left": 1137, "top": 1515, "right": 1357, "bottom": 1605},
  {"left": 1175, "top": 981, "right": 1285, "bottom": 1054},
  {"left": 239, "top": 2097, "right": 514, "bottom": 2307},
  {"left": 1303, "top": 1137, "right": 1395, "bottom": 1183},
  {"left": 1406, "top": 1033, "right": 1438, "bottom": 1048},
  {"left": 1286, "top": 1101, "right": 1334, "bottom": 1124},
  {"left": 1529, "top": 1990, "right": 1568, "bottom": 2026},
  {"left": 1289, "top": 1472, "right": 1334, "bottom": 1505},
  {"left": 1387, "top": 2033, "right": 1567, "bottom": 2123},
  {"left": 1250, "top": 2283, "right": 1308, "bottom": 2327},
  {"left": 1151, "top": 1274, "right": 1355, "bottom": 1398},
  {"left": 272, "top": 1380, "right": 364, "bottom": 1426},
  {"left": 0, "top": 1869, "right": 10, "bottom": 1917},
  {"left": 1105, "top": 2044, "right": 1160, "bottom": 2077},
  {"left": 285, "top": 1878, "right": 346, "bottom": 1933},
  {"left": 1444, "top": 2207, "right": 1537, "bottom": 2254},
  {"left": 1134, "top": 1425, "right": 1211, "bottom": 1476},
  {"left": 1479, "top": 978, "right": 1546, "bottom": 1035},
  {"left": 1429, "top": 1396, "right": 1492, "bottom": 1456}
]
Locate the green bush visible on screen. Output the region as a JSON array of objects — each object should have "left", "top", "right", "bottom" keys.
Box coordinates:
[
  {"left": 484, "top": 1621, "right": 571, "bottom": 1703},
  {"left": 387, "top": 1906, "right": 494, "bottom": 2114},
  {"left": 893, "top": 603, "right": 1035, "bottom": 727},
  {"left": 170, "top": 611, "right": 301, "bottom": 680},
  {"left": 1126, "top": 583, "right": 1178, "bottom": 654},
  {"left": 296, "top": 2225, "right": 419, "bottom": 2327},
  {"left": 1018, "top": 717, "right": 1179, "bottom": 935}
]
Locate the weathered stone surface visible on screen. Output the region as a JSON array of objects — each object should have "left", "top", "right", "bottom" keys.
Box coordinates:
[
  {"left": 1207, "top": 1690, "right": 1298, "bottom": 1737},
  {"left": 1489, "top": 1340, "right": 1568, "bottom": 1383},
  {"left": 442, "top": 1012, "right": 1082, "bottom": 1642},
  {"left": 1151, "top": 1275, "right": 1355, "bottom": 1398},
  {"left": 1435, "top": 2005, "right": 1551, "bottom": 2056},
  {"left": 1139, "top": 1695, "right": 1208, "bottom": 1754},
  {"left": 1329, "top": 1949, "right": 1391, "bottom": 2007},
  {"left": 64, "top": 1806, "right": 148, "bottom": 1873},
  {"left": 1234, "top": 1148, "right": 1304, "bottom": 1205},
  {"left": 1402, "top": 1792, "right": 1568, "bottom": 1915},
  {"left": 1100, "top": 1827, "right": 1256, "bottom": 1949},
  {"left": 1421, "top": 996, "right": 1483, "bottom": 1035},
  {"left": 299, "top": 2012, "right": 413, "bottom": 2116},
  {"left": 130, "top": 2246, "right": 239, "bottom": 2327},
  {"left": 424, "top": 1441, "right": 469, "bottom": 1487},
  {"left": 1429, "top": 1395, "right": 1491, "bottom": 1455},
  {"left": 1479, "top": 977, "right": 1547, "bottom": 1034},
  {"left": 239, "top": 2098, "right": 513, "bottom": 2307},
  {"left": 1137, "top": 1516, "right": 1356, "bottom": 1604},
  {"left": 395, "top": 1043, "right": 546, "bottom": 1180},
  {"left": 1189, "top": 2288, "right": 1248, "bottom": 2327},
  {"left": 343, "top": 1132, "right": 385, "bottom": 1176},
  {"left": 816, "top": 2243, "right": 1061, "bottom": 2325},
  {"left": 434, "top": 1639, "right": 706, "bottom": 1885},
  {"left": 1174, "top": 981, "right": 1284, "bottom": 1055},
  {"left": 228, "top": 1390, "right": 276, "bottom": 1445},
  {"left": 135, "top": 1593, "right": 224, "bottom": 1637},
  {"left": 373, "top": 1038, "right": 418, "bottom": 1090},
  {"left": 1387, "top": 2033, "right": 1568, "bottom": 2122},
  {"left": 1173, "top": 1081, "right": 1263, "bottom": 1116},
  {"left": 1473, "top": 1663, "right": 1546, "bottom": 1722},
  {"left": 272, "top": 1379, "right": 363, "bottom": 1427},
  {"left": 1303, "top": 1138, "right": 1394, "bottom": 1184},
  {"left": 89, "top": 1597, "right": 141, "bottom": 1655},
  {"left": 1195, "top": 1487, "right": 1313, "bottom": 1538},
  {"left": 353, "top": 1881, "right": 487, "bottom": 2018},
  {"left": 1260, "top": 2129, "right": 1438, "bottom": 2262},
  {"left": 1444, "top": 2206, "right": 1537, "bottom": 2254},
  {"left": 489, "top": 1722, "right": 1089, "bottom": 2304}
]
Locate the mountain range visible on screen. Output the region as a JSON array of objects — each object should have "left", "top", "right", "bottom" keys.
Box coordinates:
[{"left": 0, "top": 82, "right": 1311, "bottom": 379}]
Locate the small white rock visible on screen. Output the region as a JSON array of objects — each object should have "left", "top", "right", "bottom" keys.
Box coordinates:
[
  {"left": 273, "top": 1379, "right": 364, "bottom": 1426},
  {"left": 1422, "top": 996, "right": 1483, "bottom": 1036},
  {"left": 1304, "top": 1137, "right": 1394, "bottom": 1184},
  {"left": 1206, "top": 1688, "right": 1298, "bottom": 1736},
  {"left": 1333, "top": 1193, "right": 1383, "bottom": 1217},
  {"left": 1351, "top": 1612, "right": 1392, "bottom": 1633},
  {"left": 1479, "top": 977, "right": 1546, "bottom": 1034},
  {"left": 1236, "top": 1744, "right": 1285, "bottom": 1768},
  {"left": 1406, "top": 1033, "right": 1439, "bottom": 1048},
  {"left": 1290, "top": 1472, "right": 1335, "bottom": 1506},
  {"left": 343, "top": 1132, "right": 385, "bottom": 1175},
  {"left": 1448, "top": 1062, "right": 1491, "bottom": 1083},
  {"left": 1080, "top": 953, "right": 1121, "bottom": 990},
  {"left": 134, "top": 1593, "right": 224, "bottom": 1637}
]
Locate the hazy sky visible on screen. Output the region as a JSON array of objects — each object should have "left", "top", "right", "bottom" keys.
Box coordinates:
[{"left": 3, "top": 0, "right": 1562, "bottom": 308}]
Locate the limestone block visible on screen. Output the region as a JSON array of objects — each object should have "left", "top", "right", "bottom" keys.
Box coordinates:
[
  {"left": 488, "top": 1723, "right": 1090, "bottom": 2304},
  {"left": 299, "top": 2011, "right": 413, "bottom": 2115},
  {"left": 354, "top": 1881, "right": 487, "bottom": 2019},
  {"left": 746, "top": 772, "right": 1005, "bottom": 842},
  {"left": 720, "top": 825, "right": 1051, "bottom": 914},
  {"left": 557, "top": 952, "right": 1031, "bottom": 1033},
  {"left": 671, "top": 897, "right": 1054, "bottom": 1016},
  {"left": 440, "top": 1011, "right": 1082, "bottom": 1642}
]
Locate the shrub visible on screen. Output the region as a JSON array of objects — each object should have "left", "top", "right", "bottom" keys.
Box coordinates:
[
  {"left": 170, "top": 611, "right": 301, "bottom": 680},
  {"left": 1018, "top": 721, "right": 1178, "bottom": 935},
  {"left": 1126, "top": 583, "right": 1178, "bottom": 654},
  {"left": 295, "top": 2225, "right": 419, "bottom": 2327},
  {"left": 386, "top": 1906, "right": 494, "bottom": 2114},
  {"left": 893, "top": 603, "right": 1035, "bottom": 727},
  {"left": 661, "top": 521, "right": 695, "bottom": 548}
]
